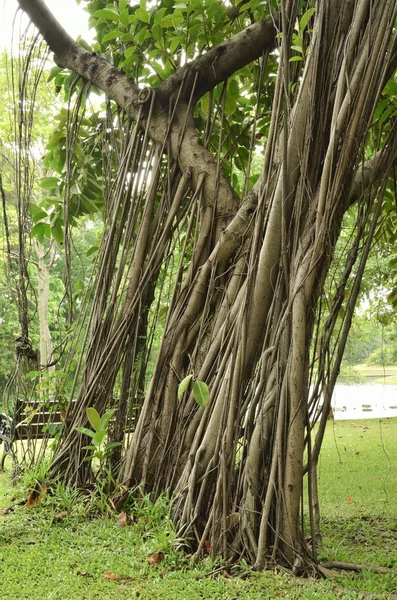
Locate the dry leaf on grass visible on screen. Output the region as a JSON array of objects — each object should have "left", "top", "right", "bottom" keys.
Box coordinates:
[
  {"left": 117, "top": 511, "right": 129, "bottom": 527},
  {"left": 0, "top": 506, "right": 13, "bottom": 515},
  {"left": 104, "top": 573, "right": 121, "bottom": 580},
  {"left": 26, "top": 482, "right": 47, "bottom": 507},
  {"left": 147, "top": 551, "right": 165, "bottom": 565},
  {"left": 52, "top": 511, "right": 69, "bottom": 522}
]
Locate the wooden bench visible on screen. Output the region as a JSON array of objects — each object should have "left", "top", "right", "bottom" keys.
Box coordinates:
[
  {"left": 0, "top": 398, "right": 136, "bottom": 470},
  {"left": 0, "top": 398, "right": 66, "bottom": 470}
]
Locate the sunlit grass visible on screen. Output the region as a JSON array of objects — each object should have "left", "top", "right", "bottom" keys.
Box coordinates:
[{"left": 0, "top": 418, "right": 396, "bottom": 599}]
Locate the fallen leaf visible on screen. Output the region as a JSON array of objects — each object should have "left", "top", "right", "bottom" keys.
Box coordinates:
[
  {"left": 1, "top": 506, "right": 13, "bottom": 515},
  {"left": 347, "top": 497, "right": 352, "bottom": 502},
  {"left": 52, "top": 511, "right": 69, "bottom": 522},
  {"left": 117, "top": 511, "right": 128, "bottom": 528},
  {"left": 147, "top": 551, "right": 165, "bottom": 565},
  {"left": 222, "top": 569, "right": 231, "bottom": 578},
  {"left": 355, "top": 451, "right": 360, "bottom": 455},
  {"left": 69, "top": 563, "right": 78, "bottom": 569},
  {"left": 77, "top": 570, "right": 92, "bottom": 577},
  {"left": 104, "top": 573, "right": 121, "bottom": 580},
  {"left": 26, "top": 482, "right": 47, "bottom": 508}
]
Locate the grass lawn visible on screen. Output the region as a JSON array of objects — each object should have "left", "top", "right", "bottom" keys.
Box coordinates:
[
  {"left": 352, "top": 364, "right": 397, "bottom": 384},
  {"left": 1, "top": 418, "right": 396, "bottom": 599}
]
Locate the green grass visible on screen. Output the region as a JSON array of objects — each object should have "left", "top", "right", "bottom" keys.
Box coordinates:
[
  {"left": 352, "top": 364, "right": 397, "bottom": 383},
  {"left": 1, "top": 419, "right": 397, "bottom": 599}
]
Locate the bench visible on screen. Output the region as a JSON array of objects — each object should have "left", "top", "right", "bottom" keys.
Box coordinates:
[
  {"left": 0, "top": 398, "right": 66, "bottom": 470},
  {"left": 0, "top": 398, "right": 136, "bottom": 470}
]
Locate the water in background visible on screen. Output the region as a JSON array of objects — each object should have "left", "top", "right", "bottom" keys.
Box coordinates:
[{"left": 332, "top": 384, "right": 397, "bottom": 420}]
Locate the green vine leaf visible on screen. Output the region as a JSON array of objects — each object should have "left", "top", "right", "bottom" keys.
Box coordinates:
[
  {"left": 178, "top": 374, "right": 193, "bottom": 399},
  {"left": 193, "top": 381, "right": 209, "bottom": 408}
]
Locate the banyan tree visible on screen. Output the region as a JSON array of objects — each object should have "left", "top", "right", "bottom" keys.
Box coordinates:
[{"left": 8, "top": 0, "right": 397, "bottom": 570}]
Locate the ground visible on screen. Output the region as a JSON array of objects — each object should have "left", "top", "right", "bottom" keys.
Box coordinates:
[{"left": 0, "top": 418, "right": 396, "bottom": 599}]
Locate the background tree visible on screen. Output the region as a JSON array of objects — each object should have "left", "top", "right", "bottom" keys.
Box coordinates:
[{"left": 12, "top": 0, "right": 397, "bottom": 572}]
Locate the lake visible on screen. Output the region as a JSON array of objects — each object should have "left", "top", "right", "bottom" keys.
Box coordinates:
[{"left": 331, "top": 383, "right": 397, "bottom": 420}]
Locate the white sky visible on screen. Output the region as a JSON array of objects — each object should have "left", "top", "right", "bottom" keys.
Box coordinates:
[{"left": 1, "top": 0, "right": 92, "bottom": 50}]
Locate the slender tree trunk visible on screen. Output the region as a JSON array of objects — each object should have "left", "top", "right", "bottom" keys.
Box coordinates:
[{"left": 33, "top": 239, "right": 56, "bottom": 374}]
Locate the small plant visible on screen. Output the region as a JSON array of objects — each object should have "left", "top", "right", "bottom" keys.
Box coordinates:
[
  {"left": 178, "top": 375, "right": 210, "bottom": 407},
  {"left": 76, "top": 407, "right": 121, "bottom": 475}
]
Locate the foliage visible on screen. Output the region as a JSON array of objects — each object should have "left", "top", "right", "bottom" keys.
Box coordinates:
[
  {"left": 76, "top": 407, "right": 121, "bottom": 471},
  {"left": 177, "top": 374, "right": 210, "bottom": 408}
]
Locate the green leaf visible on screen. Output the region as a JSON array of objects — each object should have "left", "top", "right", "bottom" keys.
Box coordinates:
[
  {"left": 30, "top": 204, "right": 48, "bottom": 221},
  {"left": 99, "top": 408, "right": 117, "bottom": 430},
  {"left": 373, "top": 98, "right": 389, "bottom": 121},
  {"left": 51, "top": 221, "right": 64, "bottom": 244},
  {"left": 229, "top": 79, "right": 239, "bottom": 99},
  {"left": 154, "top": 7, "right": 167, "bottom": 24},
  {"left": 119, "top": 0, "right": 128, "bottom": 11},
  {"left": 47, "top": 66, "right": 63, "bottom": 82},
  {"left": 169, "top": 35, "right": 184, "bottom": 54},
  {"left": 30, "top": 222, "right": 45, "bottom": 244},
  {"left": 94, "top": 9, "right": 119, "bottom": 21},
  {"left": 76, "top": 426, "right": 95, "bottom": 438},
  {"left": 120, "top": 8, "right": 129, "bottom": 26},
  {"left": 80, "top": 195, "right": 100, "bottom": 214},
  {"left": 299, "top": 7, "right": 316, "bottom": 33},
  {"left": 379, "top": 105, "right": 395, "bottom": 125},
  {"left": 40, "top": 176, "right": 59, "bottom": 190},
  {"left": 178, "top": 374, "right": 193, "bottom": 399},
  {"left": 137, "top": 25, "right": 149, "bottom": 45},
  {"left": 46, "top": 131, "right": 66, "bottom": 150},
  {"left": 86, "top": 244, "right": 99, "bottom": 257},
  {"left": 93, "top": 429, "right": 106, "bottom": 445},
  {"left": 82, "top": 445, "right": 97, "bottom": 451},
  {"left": 289, "top": 55, "right": 303, "bottom": 62},
  {"left": 124, "top": 45, "right": 136, "bottom": 58},
  {"left": 136, "top": 7, "right": 150, "bottom": 23},
  {"left": 43, "top": 224, "right": 51, "bottom": 239},
  {"left": 193, "top": 380, "right": 209, "bottom": 408},
  {"left": 102, "top": 30, "right": 124, "bottom": 43},
  {"left": 86, "top": 407, "right": 101, "bottom": 431},
  {"left": 105, "top": 442, "right": 122, "bottom": 450},
  {"left": 225, "top": 94, "right": 237, "bottom": 115},
  {"left": 151, "top": 23, "right": 163, "bottom": 42}
]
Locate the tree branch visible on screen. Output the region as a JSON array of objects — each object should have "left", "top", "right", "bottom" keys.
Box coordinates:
[
  {"left": 158, "top": 16, "right": 280, "bottom": 103},
  {"left": 348, "top": 133, "right": 397, "bottom": 207},
  {"left": 18, "top": 0, "right": 278, "bottom": 116},
  {"left": 17, "top": 0, "right": 141, "bottom": 118}
]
